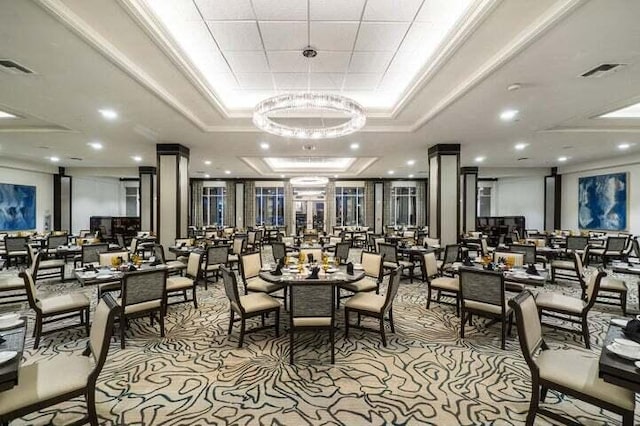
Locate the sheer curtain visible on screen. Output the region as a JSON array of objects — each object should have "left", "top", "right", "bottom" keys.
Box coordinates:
[
  {"left": 244, "top": 181, "right": 255, "bottom": 229},
  {"left": 416, "top": 180, "right": 426, "bottom": 227},
  {"left": 325, "top": 181, "right": 336, "bottom": 233},
  {"left": 364, "top": 181, "right": 375, "bottom": 229},
  {"left": 383, "top": 181, "right": 392, "bottom": 227},
  {"left": 191, "top": 180, "right": 203, "bottom": 228},
  {"left": 225, "top": 181, "right": 235, "bottom": 227}
]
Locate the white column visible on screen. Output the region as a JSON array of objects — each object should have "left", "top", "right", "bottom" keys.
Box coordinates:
[
  {"left": 157, "top": 144, "right": 189, "bottom": 252},
  {"left": 428, "top": 144, "right": 460, "bottom": 246},
  {"left": 460, "top": 167, "right": 478, "bottom": 234},
  {"left": 139, "top": 166, "right": 156, "bottom": 233}
]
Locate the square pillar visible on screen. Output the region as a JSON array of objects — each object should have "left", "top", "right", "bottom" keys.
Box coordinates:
[
  {"left": 53, "top": 167, "right": 71, "bottom": 232},
  {"left": 157, "top": 144, "right": 189, "bottom": 251},
  {"left": 428, "top": 144, "right": 460, "bottom": 246},
  {"left": 139, "top": 166, "right": 157, "bottom": 233},
  {"left": 460, "top": 166, "right": 478, "bottom": 234},
  {"left": 544, "top": 167, "right": 562, "bottom": 231}
]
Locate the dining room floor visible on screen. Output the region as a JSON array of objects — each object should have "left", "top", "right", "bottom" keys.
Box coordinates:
[{"left": 1, "top": 249, "right": 639, "bottom": 425}]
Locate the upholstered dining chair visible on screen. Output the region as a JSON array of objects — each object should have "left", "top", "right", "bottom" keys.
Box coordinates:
[
  {"left": 337, "top": 251, "right": 384, "bottom": 307},
  {"left": 493, "top": 251, "right": 524, "bottom": 267},
  {"left": 0, "top": 272, "right": 27, "bottom": 305},
  {"left": 0, "top": 294, "right": 119, "bottom": 426},
  {"left": 202, "top": 245, "right": 229, "bottom": 288},
  {"left": 4, "top": 236, "right": 28, "bottom": 268},
  {"left": 378, "top": 242, "right": 415, "bottom": 282},
  {"left": 509, "top": 290, "right": 634, "bottom": 426},
  {"left": 422, "top": 251, "right": 460, "bottom": 315},
  {"left": 535, "top": 264, "right": 605, "bottom": 349},
  {"left": 344, "top": 266, "right": 402, "bottom": 347},
  {"left": 165, "top": 252, "right": 200, "bottom": 311},
  {"left": 335, "top": 241, "right": 351, "bottom": 264},
  {"left": 98, "top": 250, "right": 129, "bottom": 267},
  {"left": 550, "top": 243, "right": 589, "bottom": 283},
  {"left": 509, "top": 243, "right": 547, "bottom": 266},
  {"left": 438, "top": 244, "right": 461, "bottom": 275},
  {"left": 21, "top": 260, "right": 91, "bottom": 349},
  {"left": 271, "top": 242, "right": 286, "bottom": 265},
  {"left": 289, "top": 282, "right": 335, "bottom": 364},
  {"left": 221, "top": 266, "right": 280, "bottom": 348},
  {"left": 239, "top": 252, "right": 286, "bottom": 301},
  {"left": 46, "top": 233, "right": 68, "bottom": 257},
  {"left": 117, "top": 268, "right": 167, "bottom": 349},
  {"left": 299, "top": 248, "right": 323, "bottom": 263},
  {"left": 152, "top": 244, "right": 186, "bottom": 275},
  {"left": 74, "top": 243, "right": 109, "bottom": 268},
  {"left": 227, "top": 237, "right": 247, "bottom": 270},
  {"left": 589, "top": 236, "right": 628, "bottom": 267},
  {"left": 459, "top": 267, "right": 513, "bottom": 349},
  {"left": 27, "top": 245, "right": 65, "bottom": 282}
]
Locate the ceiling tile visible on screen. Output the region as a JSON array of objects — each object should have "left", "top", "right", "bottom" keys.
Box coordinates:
[
  {"left": 386, "top": 50, "right": 424, "bottom": 74},
  {"left": 225, "top": 51, "right": 269, "bottom": 73},
  {"left": 267, "top": 51, "right": 310, "bottom": 72},
  {"left": 205, "top": 73, "right": 240, "bottom": 91},
  {"left": 309, "top": 73, "right": 344, "bottom": 89},
  {"left": 400, "top": 22, "right": 447, "bottom": 52},
  {"left": 416, "top": 0, "right": 469, "bottom": 23},
  {"left": 235, "top": 73, "right": 274, "bottom": 89},
  {"left": 344, "top": 73, "right": 382, "bottom": 90},
  {"left": 378, "top": 72, "right": 411, "bottom": 91},
  {"left": 259, "top": 22, "right": 308, "bottom": 51},
  {"left": 252, "top": 0, "right": 308, "bottom": 20},
  {"left": 310, "top": 51, "right": 351, "bottom": 72},
  {"left": 148, "top": 0, "right": 201, "bottom": 22},
  {"left": 169, "top": 20, "right": 215, "bottom": 55},
  {"left": 273, "top": 73, "right": 309, "bottom": 90},
  {"left": 206, "top": 21, "right": 263, "bottom": 50},
  {"left": 193, "top": 0, "right": 254, "bottom": 20},
  {"left": 190, "top": 48, "right": 232, "bottom": 74},
  {"left": 354, "top": 22, "right": 410, "bottom": 51},
  {"left": 349, "top": 51, "right": 394, "bottom": 73},
  {"left": 309, "top": 0, "right": 366, "bottom": 20},
  {"left": 362, "top": 0, "right": 423, "bottom": 22},
  {"left": 310, "top": 22, "right": 359, "bottom": 51}
]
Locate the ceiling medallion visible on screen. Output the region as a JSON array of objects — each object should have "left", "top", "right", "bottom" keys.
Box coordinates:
[
  {"left": 290, "top": 176, "right": 329, "bottom": 186},
  {"left": 253, "top": 92, "right": 366, "bottom": 139}
]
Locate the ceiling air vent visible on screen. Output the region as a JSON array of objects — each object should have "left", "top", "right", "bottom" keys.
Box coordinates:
[
  {"left": 580, "top": 63, "right": 626, "bottom": 78},
  {"left": 0, "top": 59, "right": 35, "bottom": 75}
]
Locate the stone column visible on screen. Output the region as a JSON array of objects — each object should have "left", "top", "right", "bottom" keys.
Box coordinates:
[
  {"left": 428, "top": 144, "right": 460, "bottom": 246},
  {"left": 157, "top": 144, "right": 189, "bottom": 251},
  {"left": 139, "top": 166, "right": 156, "bottom": 233},
  {"left": 460, "top": 166, "right": 478, "bottom": 234}
]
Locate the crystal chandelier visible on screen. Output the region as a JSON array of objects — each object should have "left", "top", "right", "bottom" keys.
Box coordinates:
[{"left": 253, "top": 92, "right": 366, "bottom": 139}]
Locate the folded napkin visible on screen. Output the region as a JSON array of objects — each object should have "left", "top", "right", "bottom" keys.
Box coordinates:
[
  {"left": 307, "top": 253, "right": 314, "bottom": 263},
  {"left": 624, "top": 319, "right": 640, "bottom": 344},
  {"left": 307, "top": 266, "right": 320, "bottom": 280},
  {"left": 485, "top": 262, "right": 495, "bottom": 271},
  {"left": 271, "top": 261, "right": 283, "bottom": 276},
  {"left": 525, "top": 264, "right": 539, "bottom": 276},
  {"left": 462, "top": 256, "right": 473, "bottom": 267},
  {"left": 347, "top": 262, "right": 354, "bottom": 275}
]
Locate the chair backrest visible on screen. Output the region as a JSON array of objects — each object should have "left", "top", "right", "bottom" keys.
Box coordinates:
[
  {"left": 47, "top": 234, "right": 68, "bottom": 249},
  {"left": 129, "top": 237, "right": 138, "bottom": 253},
  {"left": 88, "top": 294, "right": 119, "bottom": 367},
  {"left": 121, "top": 268, "right": 167, "bottom": 307},
  {"left": 508, "top": 290, "right": 545, "bottom": 372},
  {"left": 509, "top": 244, "right": 536, "bottom": 264},
  {"left": 300, "top": 248, "right": 323, "bottom": 263},
  {"left": 442, "top": 244, "right": 460, "bottom": 265},
  {"left": 374, "top": 237, "right": 386, "bottom": 252},
  {"left": 175, "top": 238, "right": 192, "bottom": 247},
  {"left": 424, "top": 238, "right": 440, "bottom": 248},
  {"left": 99, "top": 251, "right": 129, "bottom": 266},
  {"left": 78, "top": 229, "right": 91, "bottom": 238},
  {"left": 186, "top": 252, "right": 202, "bottom": 279},
  {"left": 232, "top": 237, "right": 246, "bottom": 254},
  {"left": 116, "top": 234, "right": 126, "bottom": 248},
  {"left": 255, "top": 230, "right": 264, "bottom": 242},
  {"left": 335, "top": 242, "right": 351, "bottom": 261},
  {"left": 247, "top": 231, "right": 257, "bottom": 245},
  {"left": 633, "top": 237, "right": 640, "bottom": 259},
  {"left": 584, "top": 268, "right": 605, "bottom": 305},
  {"left": 422, "top": 252, "right": 439, "bottom": 278},
  {"left": 565, "top": 235, "right": 589, "bottom": 252},
  {"left": 606, "top": 236, "right": 628, "bottom": 252},
  {"left": 378, "top": 243, "right": 398, "bottom": 263},
  {"left": 290, "top": 282, "right": 334, "bottom": 324},
  {"left": 5, "top": 236, "right": 27, "bottom": 253},
  {"left": 381, "top": 267, "right": 402, "bottom": 314},
  {"left": 361, "top": 251, "right": 383, "bottom": 280},
  {"left": 493, "top": 251, "right": 524, "bottom": 267},
  {"left": 329, "top": 236, "right": 342, "bottom": 245},
  {"left": 240, "top": 251, "right": 261, "bottom": 281},
  {"left": 367, "top": 234, "right": 377, "bottom": 247},
  {"left": 20, "top": 264, "right": 40, "bottom": 310},
  {"left": 152, "top": 244, "right": 167, "bottom": 263},
  {"left": 221, "top": 266, "right": 243, "bottom": 313},
  {"left": 206, "top": 245, "right": 229, "bottom": 266},
  {"left": 282, "top": 236, "right": 295, "bottom": 246},
  {"left": 459, "top": 267, "right": 505, "bottom": 312},
  {"left": 82, "top": 243, "right": 109, "bottom": 264},
  {"left": 271, "top": 242, "right": 286, "bottom": 263}
]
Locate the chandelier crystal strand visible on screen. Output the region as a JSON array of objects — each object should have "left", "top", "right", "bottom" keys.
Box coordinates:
[{"left": 253, "top": 93, "right": 366, "bottom": 139}]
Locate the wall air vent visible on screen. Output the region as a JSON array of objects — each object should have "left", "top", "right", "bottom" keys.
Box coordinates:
[
  {"left": 580, "top": 63, "right": 626, "bottom": 78},
  {"left": 0, "top": 59, "right": 35, "bottom": 75}
]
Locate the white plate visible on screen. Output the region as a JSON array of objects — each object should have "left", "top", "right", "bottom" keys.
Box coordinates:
[
  {"left": 0, "top": 319, "right": 23, "bottom": 331},
  {"left": 96, "top": 273, "right": 113, "bottom": 279},
  {"left": 611, "top": 318, "right": 629, "bottom": 327},
  {"left": 615, "top": 338, "right": 640, "bottom": 348},
  {"left": 0, "top": 351, "right": 17, "bottom": 364},
  {"left": 634, "top": 361, "right": 640, "bottom": 369},
  {"left": 353, "top": 265, "right": 364, "bottom": 270},
  {"left": 325, "top": 267, "right": 339, "bottom": 273},
  {"left": 607, "top": 343, "right": 640, "bottom": 360}
]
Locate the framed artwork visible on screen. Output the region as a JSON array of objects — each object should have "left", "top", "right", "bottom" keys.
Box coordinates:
[
  {"left": 578, "top": 172, "right": 627, "bottom": 231},
  {"left": 0, "top": 183, "right": 36, "bottom": 231}
]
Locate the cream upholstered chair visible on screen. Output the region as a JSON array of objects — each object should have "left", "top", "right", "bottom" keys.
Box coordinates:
[
  {"left": 165, "top": 252, "right": 200, "bottom": 311},
  {"left": 493, "top": 251, "right": 524, "bottom": 267},
  {"left": 338, "top": 251, "right": 383, "bottom": 307},
  {"left": 378, "top": 242, "right": 415, "bottom": 282},
  {"left": 0, "top": 294, "right": 119, "bottom": 426},
  {"left": 4, "top": 236, "right": 28, "bottom": 268},
  {"left": 509, "top": 290, "right": 635, "bottom": 426},
  {"left": 239, "top": 252, "right": 286, "bottom": 299},
  {"left": 510, "top": 243, "right": 547, "bottom": 266},
  {"left": 46, "top": 233, "right": 68, "bottom": 257},
  {"left": 438, "top": 244, "right": 461, "bottom": 275},
  {"left": 26, "top": 245, "right": 65, "bottom": 282},
  {"left": 422, "top": 252, "right": 460, "bottom": 315},
  {"left": 74, "top": 243, "right": 109, "bottom": 268},
  {"left": 289, "top": 282, "right": 335, "bottom": 364},
  {"left": 423, "top": 237, "right": 440, "bottom": 248},
  {"left": 550, "top": 238, "right": 589, "bottom": 283},
  {"left": 202, "top": 245, "right": 229, "bottom": 288},
  {"left": 221, "top": 266, "right": 280, "bottom": 348},
  {"left": 345, "top": 266, "right": 402, "bottom": 347},
  {"left": 459, "top": 267, "right": 513, "bottom": 349},
  {"left": 117, "top": 268, "right": 167, "bottom": 349},
  {"left": 0, "top": 272, "right": 27, "bottom": 305},
  {"left": 588, "top": 235, "right": 628, "bottom": 267},
  {"left": 299, "top": 248, "right": 323, "bottom": 263},
  {"left": 98, "top": 250, "right": 129, "bottom": 267},
  {"left": 535, "top": 264, "right": 605, "bottom": 349},
  {"left": 152, "top": 244, "right": 186, "bottom": 275},
  {"left": 271, "top": 242, "right": 286, "bottom": 265},
  {"left": 227, "top": 237, "right": 247, "bottom": 269},
  {"left": 21, "top": 261, "right": 90, "bottom": 349}
]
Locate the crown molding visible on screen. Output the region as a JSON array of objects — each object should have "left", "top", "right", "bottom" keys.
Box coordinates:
[{"left": 540, "top": 127, "right": 640, "bottom": 133}]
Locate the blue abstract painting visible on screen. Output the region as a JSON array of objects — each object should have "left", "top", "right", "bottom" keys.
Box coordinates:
[
  {"left": 578, "top": 172, "right": 627, "bottom": 231},
  {"left": 0, "top": 183, "right": 36, "bottom": 231}
]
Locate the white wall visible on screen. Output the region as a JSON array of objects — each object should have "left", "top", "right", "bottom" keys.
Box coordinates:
[
  {"left": 0, "top": 165, "right": 54, "bottom": 231},
  {"left": 72, "top": 176, "right": 125, "bottom": 233},
  {"left": 493, "top": 176, "right": 545, "bottom": 230},
  {"left": 560, "top": 155, "right": 640, "bottom": 234}
]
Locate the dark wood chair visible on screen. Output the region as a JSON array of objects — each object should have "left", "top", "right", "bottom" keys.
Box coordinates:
[
  {"left": 165, "top": 252, "right": 200, "bottom": 311},
  {"left": 4, "top": 237, "right": 28, "bottom": 268},
  {"left": 509, "top": 290, "right": 634, "bottom": 426},
  {"left": 290, "top": 281, "right": 335, "bottom": 364},
  {"left": 378, "top": 242, "right": 415, "bottom": 282},
  {"left": 589, "top": 236, "right": 628, "bottom": 267},
  {"left": 422, "top": 251, "right": 460, "bottom": 315},
  {"left": 203, "top": 245, "right": 229, "bottom": 288}
]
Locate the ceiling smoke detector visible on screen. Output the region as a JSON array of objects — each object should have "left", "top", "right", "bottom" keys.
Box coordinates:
[
  {"left": 302, "top": 47, "right": 317, "bottom": 58},
  {"left": 302, "top": 144, "right": 316, "bottom": 151}
]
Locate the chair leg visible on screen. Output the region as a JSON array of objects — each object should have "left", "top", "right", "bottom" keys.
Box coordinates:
[
  {"left": 455, "top": 295, "right": 460, "bottom": 317},
  {"left": 34, "top": 315, "right": 42, "bottom": 349},
  {"left": 621, "top": 291, "right": 627, "bottom": 316},
  {"left": 274, "top": 309, "right": 280, "bottom": 338},
  {"left": 330, "top": 324, "right": 335, "bottom": 364},
  {"left": 238, "top": 319, "right": 246, "bottom": 348},
  {"left": 389, "top": 307, "right": 395, "bottom": 333},
  {"left": 345, "top": 309, "right": 350, "bottom": 338},
  {"left": 460, "top": 311, "right": 466, "bottom": 339},
  {"left": 501, "top": 318, "right": 507, "bottom": 350},
  {"left": 86, "top": 388, "right": 98, "bottom": 426},
  {"left": 526, "top": 383, "right": 539, "bottom": 426},
  {"left": 159, "top": 310, "right": 165, "bottom": 338},
  {"left": 540, "top": 386, "right": 548, "bottom": 403},
  {"left": 379, "top": 316, "right": 387, "bottom": 347},
  {"left": 120, "top": 317, "right": 126, "bottom": 349},
  {"left": 192, "top": 285, "right": 198, "bottom": 309},
  {"left": 508, "top": 312, "right": 513, "bottom": 337},
  {"left": 85, "top": 308, "right": 90, "bottom": 336},
  {"left": 582, "top": 315, "right": 591, "bottom": 349},
  {"left": 228, "top": 310, "right": 234, "bottom": 335},
  {"left": 426, "top": 286, "right": 432, "bottom": 309},
  {"left": 289, "top": 327, "right": 294, "bottom": 364},
  {"left": 622, "top": 410, "right": 634, "bottom": 426}
]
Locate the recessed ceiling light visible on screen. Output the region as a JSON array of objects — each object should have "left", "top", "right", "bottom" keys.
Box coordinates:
[
  {"left": 408, "top": 174, "right": 414, "bottom": 178},
  {"left": 204, "top": 160, "right": 212, "bottom": 165},
  {"left": 280, "top": 174, "right": 285, "bottom": 178},
  {"left": 600, "top": 102, "right": 640, "bottom": 118},
  {"left": 260, "top": 142, "right": 270, "bottom": 150},
  {"left": 334, "top": 174, "right": 338, "bottom": 178},
  {"left": 350, "top": 143, "right": 359, "bottom": 150},
  {"left": 88, "top": 142, "right": 103, "bottom": 150},
  {"left": 558, "top": 156, "right": 568, "bottom": 162},
  {"left": 500, "top": 109, "right": 519, "bottom": 121},
  {"left": 407, "top": 159, "right": 415, "bottom": 166},
  {"left": 388, "top": 170, "right": 394, "bottom": 175},
  {"left": 618, "top": 143, "right": 631, "bottom": 150},
  {"left": 131, "top": 156, "right": 142, "bottom": 162},
  {"left": 99, "top": 108, "right": 118, "bottom": 120},
  {"left": 49, "top": 156, "right": 60, "bottom": 163},
  {"left": 225, "top": 170, "right": 231, "bottom": 175},
  {"left": 0, "top": 110, "right": 17, "bottom": 119},
  {"left": 474, "top": 156, "right": 486, "bottom": 163},
  {"left": 204, "top": 174, "right": 210, "bottom": 178},
  {"left": 507, "top": 83, "right": 522, "bottom": 92},
  {"left": 514, "top": 142, "right": 528, "bottom": 150}
]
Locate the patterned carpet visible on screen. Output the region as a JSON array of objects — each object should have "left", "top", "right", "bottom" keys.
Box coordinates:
[{"left": 1, "top": 250, "right": 639, "bottom": 425}]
